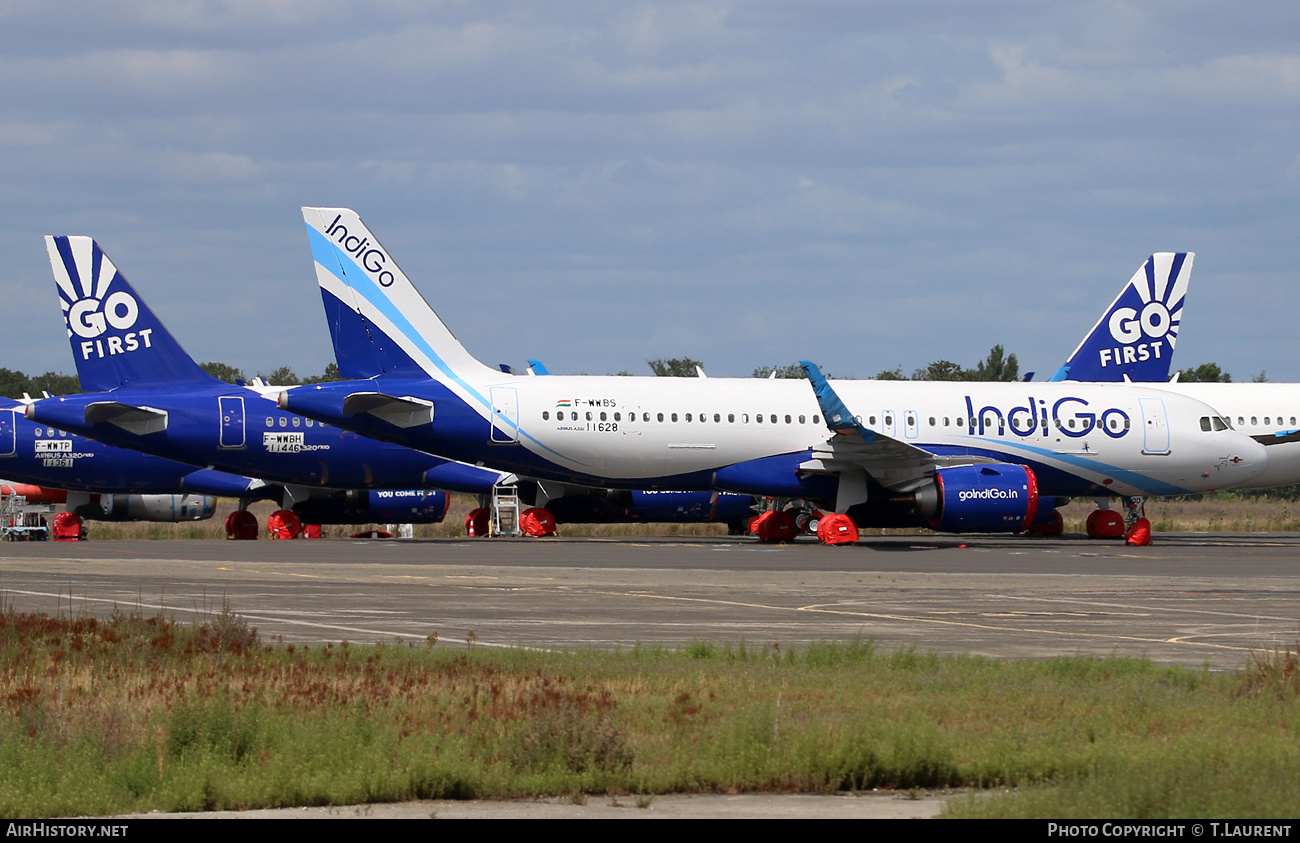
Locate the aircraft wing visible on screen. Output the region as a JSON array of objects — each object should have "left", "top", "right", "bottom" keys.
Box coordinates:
[{"left": 798, "top": 361, "right": 990, "bottom": 491}]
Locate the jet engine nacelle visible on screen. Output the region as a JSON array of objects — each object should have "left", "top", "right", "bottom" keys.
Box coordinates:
[
  {"left": 909, "top": 463, "right": 1040, "bottom": 533},
  {"left": 290, "top": 489, "right": 449, "bottom": 525},
  {"left": 75, "top": 494, "right": 216, "bottom": 522}
]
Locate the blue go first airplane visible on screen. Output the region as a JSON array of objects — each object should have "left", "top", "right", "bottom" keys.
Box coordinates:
[
  {"left": 1052, "top": 251, "right": 1300, "bottom": 493},
  {"left": 25, "top": 236, "right": 754, "bottom": 533},
  {"left": 278, "top": 207, "right": 1267, "bottom": 539},
  {"left": 0, "top": 395, "right": 260, "bottom": 523}
]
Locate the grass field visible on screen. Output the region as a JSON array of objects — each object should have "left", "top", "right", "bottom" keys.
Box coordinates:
[{"left": 0, "top": 607, "right": 1297, "bottom": 818}]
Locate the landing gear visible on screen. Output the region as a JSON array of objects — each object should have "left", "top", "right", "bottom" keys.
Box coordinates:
[
  {"left": 1125, "top": 496, "right": 1146, "bottom": 529},
  {"left": 1084, "top": 497, "right": 1151, "bottom": 545}
]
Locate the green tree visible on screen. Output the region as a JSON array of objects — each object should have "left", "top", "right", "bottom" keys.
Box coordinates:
[
  {"left": 751, "top": 363, "right": 837, "bottom": 380},
  {"left": 27, "top": 372, "right": 80, "bottom": 396},
  {"left": 647, "top": 357, "right": 703, "bottom": 377},
  {"left": 972, "top": 344, "right": 1019, "bottom": 382},
  {"left": 911, "top": 360, "right": 968, "bottom": 381},
  {"left": 302, "top": 362, "right": 342, "bottom": 384},
  {"left": 258, "top": 366, "right": 300, "bottom": 385},
  {"left": 873, "top": 366, "right": 907, "bottom": 380},
  {"left": 0, "top": 368, "right": 30, "bottom": 399},
  {"left": 1178, "top": 363, "right": 1232, "bottom": 383},
  {"left": 1252, "top": 370, "right": 1269, "bottom": 383},
  {"left": 201, "top": 361, "right": 246, "bottom": 384}
]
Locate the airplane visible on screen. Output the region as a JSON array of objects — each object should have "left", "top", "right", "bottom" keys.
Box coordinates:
[
  {"left": 0, "top": 394, "right": 457, "bottom": 528},
  {"left": 0, "top": 394, "right": 252, "bottom": 523},
  {"left": 1050, "top": 251, "right": 1300, "bottom": 491},
  {"left": 26, "top": 237, "right": 753, "bottom": 534},
  {"left": 278, "top": 207, "right": 1267, "bottom": 537}
]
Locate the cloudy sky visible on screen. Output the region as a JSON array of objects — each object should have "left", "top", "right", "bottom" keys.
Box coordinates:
[{"left": 2, "top": 1, "right": 1297, "bottom": 382}]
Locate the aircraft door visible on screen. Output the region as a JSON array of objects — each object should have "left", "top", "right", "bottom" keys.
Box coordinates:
[
  {"left": 219, "top": 397, "right": 246, "bottom": 449},
  {"left": 0, "top": 410, "right": 14, "bottom": 456},
  {"left": 490, "top": 387, "right": 520, "bottom": 444},
  {"left": 904, "top": 410, "right": 919, "bottom": 439},
  {"left": 1138, "top": 397, "right": 1170, "bottom": 455},
  {"left": 882, "top": 410, "right": 897, "bottom": 438}
]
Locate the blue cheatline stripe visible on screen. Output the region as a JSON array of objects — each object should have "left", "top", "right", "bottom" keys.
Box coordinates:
[
  {"left": 305, "top": 225, "right": 584, "bottom": 467},
  {"left": 956, "top": 435, "right": 1190, "bottom": 496}
]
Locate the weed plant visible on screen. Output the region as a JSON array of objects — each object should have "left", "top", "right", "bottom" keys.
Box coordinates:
[{"left": 0, "top": 608, "right": 1297, "bottom": 817}]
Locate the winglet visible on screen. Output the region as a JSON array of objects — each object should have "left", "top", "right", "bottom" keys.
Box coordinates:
[
  {"left": 1056, "top": 252, "right": 1193, "bottom": 383},
  {"left": 45, "top": 236, "right": 220, "bottom": 392},
  {"left": 800, "top": 360, "right": 875, "bottom": 443},
  {"left": 302, "top": 208, "right": 497, "bottom": 382}
]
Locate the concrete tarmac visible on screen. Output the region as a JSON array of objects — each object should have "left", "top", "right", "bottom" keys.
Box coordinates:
[{"left": 1, "top": 532, "right": 1297, "bottom": 669}]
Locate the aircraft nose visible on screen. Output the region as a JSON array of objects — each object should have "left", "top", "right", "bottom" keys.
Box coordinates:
[{"left": 1221, "top": 434, "right": 1269, "bottom": 488}]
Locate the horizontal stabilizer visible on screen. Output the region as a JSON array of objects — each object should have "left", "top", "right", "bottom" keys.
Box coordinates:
[
  {"left": 340, "top": 392, "right": 434, "bottom": 428},
  {"left": 84, "top": 402, "right": 168, "bottom": 435}
]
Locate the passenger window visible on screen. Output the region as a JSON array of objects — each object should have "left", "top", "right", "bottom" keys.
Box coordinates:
[
  {"left": 543, "top": 411, "right": 550, "bottom": 420},
  {"left": 600, "top": 412, "right": 607, "bottom": 421},
  {"left": 586, "top": 412, "right": 593, "bottom": 421},
  {"left": 671, "top": 413, "right": 678, "bottom": 422},
  {"left": 799, "top": 415, "right": 806, "bottom": 424},
  {"left": 714, "top": 414, "right": 721, "bottom": 423},
  {"left": 813, "top": 415, "right": 820, "bottom": 424},
  {"left": 785, "top": 415, "right": 792, "bottom": 424},
  {"left": 728, "top": 414, "right": 735, "bottom": 423},
  {"left": 657, "top": 413, "right": 663, "bottom": 422}
]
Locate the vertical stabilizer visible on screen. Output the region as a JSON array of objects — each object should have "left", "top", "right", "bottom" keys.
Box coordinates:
[
  {"left": 45, "top": 236, "right": 220, "bottom": 392},
  {"left": 1051, "top": 252, "right": 1192, "bottom": 383},
  {"left": 302, "top": 208, "right": 497, "bottom": 383}
]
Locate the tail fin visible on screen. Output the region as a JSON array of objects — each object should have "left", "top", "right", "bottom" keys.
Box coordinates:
[
  {"left": 1050, "top": 252, "right": 1193, "bottom": 383},
  {"left": 302, "top": 208, "right": 497, "bottom": 382},
  {"left": 45, "top": 236, "right": 220, "bottom": 392}
]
